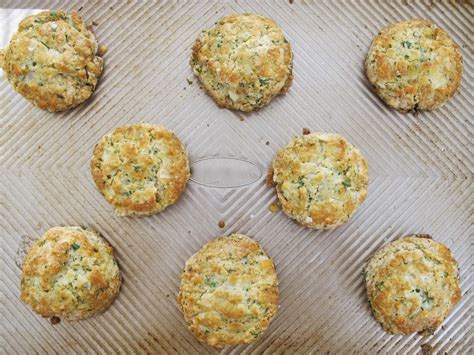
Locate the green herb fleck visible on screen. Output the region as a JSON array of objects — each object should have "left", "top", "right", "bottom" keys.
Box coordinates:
[
  {"left": 71, "top": 243, "right": 80, "bottom": 251},
  {"left": 401, "top": 40, "right": 412, "bottom": 49}
]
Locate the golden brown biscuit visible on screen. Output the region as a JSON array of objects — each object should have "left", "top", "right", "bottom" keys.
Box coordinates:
[
  {"left": 271, "top": 132, "right": 368, "bottom": 229},
  {"left": 365, "top": 19, "right": 463, "bottom": 112},
  {"left": 177, "top": 234, "right": 279, "bottom": 348},
  {"left": 191, "top": 13, "right": 293, "bottom": 112},
  {"left": 365, "top": 235, "right": 461, "bottom": 335},
  {"left": 0, "top": 10, "right": 104, "bottom": 112},
  {"left": 90, "top": 123, "right": 190, "bottom": 217},
  {"left": 20, "top": 226, "right": 122, "bottom": 321}
]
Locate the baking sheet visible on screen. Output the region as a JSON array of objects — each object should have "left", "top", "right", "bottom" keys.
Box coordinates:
[{"left": 1, "top": 0, "right": 472, "bottom": 353}]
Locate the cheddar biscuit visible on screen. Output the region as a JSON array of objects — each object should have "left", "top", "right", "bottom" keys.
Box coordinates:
[
  {"left": 271, "top": 132, "right": 368, "bottom": 229},
  {"left": 365, "top": 235, "right": 461, "bottom": 335},
  {"left": 365, "top": 19, "right": 463, "bottom": 112},
  {"left": 0, "top": 10, "right": 104, "bottom": 112},
  {"left": 90, "top": 123, "right": 190, "bottom": 217},
  {"left": 191, "top": 13, "right": 293, "bottom": 112},
  {"left": 20, "top": 226, "right": 121, "bottom": 320},
  {"left": 177, "top": 234, "right": 279, "bottom": 348}
]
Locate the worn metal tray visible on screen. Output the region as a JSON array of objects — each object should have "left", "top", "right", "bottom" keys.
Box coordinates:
[{"left": 1, "top": 0, "right": 472, "bottom": 353}]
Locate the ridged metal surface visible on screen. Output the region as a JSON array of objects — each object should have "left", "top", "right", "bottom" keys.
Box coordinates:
[{"left": 0, "top": 0, "right": 472, "bottom": 353}]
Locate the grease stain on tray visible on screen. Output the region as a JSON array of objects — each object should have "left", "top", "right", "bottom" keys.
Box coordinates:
[{"left": 190, "top": 157, "right": 262, "bottom": 188}]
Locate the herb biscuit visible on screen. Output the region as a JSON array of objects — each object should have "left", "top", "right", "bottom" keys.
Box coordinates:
[
  {"left": 365, "top": 19, "right": 463, "bottom": 112},
  {"left": 365, "top": 235, "right": 461, "bottom": 335},
  {"left": 191, "top": 13, "right": 293, "bottom": 112},
  {"left": 177, "top": 234, "right": 279, "bottom": 348},
  {"left": 0, "top": 10, "right": 104, "bottom": 112},
  {"left": 90, "top": 123, "right": 190, "bottom": 217},
  {"left": 271, "top": 132, "right": 368, "bottom": 229},
  {"left": 20, "top": 226, "right": 122, "bottom": 321}
]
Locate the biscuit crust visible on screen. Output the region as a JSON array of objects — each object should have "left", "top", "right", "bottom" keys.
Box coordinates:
[
  {"left": 191, "top": 13, "right": 293, "bottom": 112},
  {"left": 272, "top": 132, "right": 368, "bottom": 229},
  {"left": 177, "top": 234, "right": 279, "bottom": 348},
  {"left": 20, "top": 226, "right": 122, "bottom": 321},
  {"left": 0, "top": 10, "right": 104, "bottom": 112},
  {"left": 90, "top": 123, "right": 190, "bottom": 217},
  {"left": 365, "top": 235, "right": 461, "bottom": 335},
  {"left": 365, "top": 19, "right": 463, "bottom": 112}
]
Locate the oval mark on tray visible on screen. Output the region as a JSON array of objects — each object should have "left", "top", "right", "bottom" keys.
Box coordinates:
[{"left": 190, "top": 157, "right": 262, "bottom": 188}]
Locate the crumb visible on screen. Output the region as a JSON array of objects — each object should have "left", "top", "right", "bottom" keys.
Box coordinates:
[
  {"left": 109, "top": 6, "right": 113, "bottom": 10},
  {"left": 50, "top": 316, "right": 60, "bottom": 325},
  {"left": 187, "top": 230, "right": 191, "bottom": 234},
  {"left": 98, "top": 45, "right": 108, "bottom": 56},
  {"left": 239, "top": 116, "right": 245, "bottom": 122},
  {"left": 186, "top": 78, "right": 193, "bottom": 85},
  {"left": 420, "top": 344, "right": 433, "bottom": 355},
  {"left": 289, "top": 0, "right": 294, "bottom": 3},
  {"left": 303, "top": 127, "right": 311, "bottom": 135},
  {"left": 92, "top": 20, "right": 98, "bottom": 26},
  {"left": 37, "top": 145, "right": 41, "bottom": 150},
  {"left": 265, "top": 141, "right": 270, "bottom": 145},
  {"left": 166, "top": 294, "right": 170, "bottom": 298},
  {"left": 78, "top": 6, "right": 83, "bottom": 11},
  {"left": 218, "top": 221, "right": 225, "bottom": 228},
  {"left": 206, "top": 124, "right": 209, "bottom": 127},
  {"left": 269, "top": 202, "right": 280, "bottom": 213},
  {"left": 35, "top": 222, "right": 42, "bottom": 230},
  {"left": 266, "top": 166, "right": 274, "bottom": 187}
]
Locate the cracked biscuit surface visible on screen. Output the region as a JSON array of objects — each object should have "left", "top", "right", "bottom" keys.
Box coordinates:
[
  {"left": 365, "top": 19, "right": 463, "bottom": 112},
  {"left": 0, "top": 10, "right": 104, "bottom": 112},
  {"left": 177, "top": 234, "right": 279, "bottom": 348},
  {"left": 272, "top": 132, "right": 368, "bottom": 229},
  {"left": 365, "top": 235, "right": 461, "bottom": 335},
  {"left": 20, "top": 226, "right": 122, "bottom": 321},
  {"left": 191, "top": 13, "right": 293, "bottom": 112},
  {"left": 90, "top": 123, "right": 190, "bottom": 217}
]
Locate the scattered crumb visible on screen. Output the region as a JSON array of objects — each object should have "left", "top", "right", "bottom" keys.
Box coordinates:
[
  {"left": 303, "top": 127, "right": 311, "bottom": 135},
  {"left": 166, "top": 294, "right": 170, "bottom": 298},
  {"left": 206, "top": 124, "right": 210, "bottom": 127},
  {"left": 92, "top": 20, "right": 98, "bottom": 26},
  {"left": 218, "top": 221, "right": 225, "bottom": 228},
  {"left": 289, "top": 0, "right": 294, "bottom": 4},
  {"left": 78, "top": 6, "right": 83, "bottom": 11},
  {"left": 239, "top": 116, "right": 245, "bottom": 122},
  {"left": 98, "top": 45, "right": 108, "bottom": 56},
  {"left": 37, "top": 145, "right": 42, "bottom": 150},
  {"left": 269, "top": 202, "right": 280, "bottom": 213},
  {"left": 265, "top": 141, "right": 270, "bottom": 146},
  {"left": 420, "top": 344, "right": 433, "bottom": 355},
  {"left": 109, "top": 6, "right": 114, "bottom": 10},
  {"left": 50, "top": 316, "right": 60, "bottom": 325},
  {"left": 35, "top": 222, "right": 42, "bottom": 230},
  {"left": 266, "top": 166, "right": 274, "bottom": 187},
  {"left": 187, "top": 230, "right": 191, "bottom": 234},
  {"left": 186, "top": 78, "right": 193, "bottom": 85}
]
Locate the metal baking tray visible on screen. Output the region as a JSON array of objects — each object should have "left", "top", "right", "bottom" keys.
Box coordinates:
[{"left": 1, "top": 0, "right": 472, "bottom": 353}]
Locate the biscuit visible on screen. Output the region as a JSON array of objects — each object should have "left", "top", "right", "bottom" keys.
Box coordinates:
[
  {"left": 365, "top": 235, "right": 461, "bottom": 335},
  {"left": 0, "top": 10, "right": 104, "bottom": 112},
  {"left": 90, "top": 123, "right": 190, "bottom": 217},
  {"left": 177, "top": 234, "right": 279, "bottom": 348},
  {"left": 365, "top": 19, "right": 463, "bottom": 112},
  {"left": 271, "top": 132, "right": 368, "bottom": 229},
  {"left": 191, "top": 13, "right": 293, "bottom": 112},
  {"left": 20, "top": 226, "right": 122, "bottom": 321}
]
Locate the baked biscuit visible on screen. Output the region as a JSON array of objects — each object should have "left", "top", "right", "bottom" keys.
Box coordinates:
[
  {"left": 191, "top": 13, "right": 293, "bottom": 112},
  {"left": 177, "top": 234, "right": 279, "bottom": 348},
  {"left": 0, "top": 10, "right": 104, "bottom": 112},
  {"left": 271, "top": 132, "right": 368, "bottom": 229},
  {"left": 365, "top": 19, "right": 463, "bottom": 112},
  {"left": 365, "top": 235, "right": 461, "bottom": 335},
  {"left": 20, "top": 226, "right": 122, "bottom": 321},
  {"left": 90, "top": 123, "right": 190, "bottom": 217}
]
